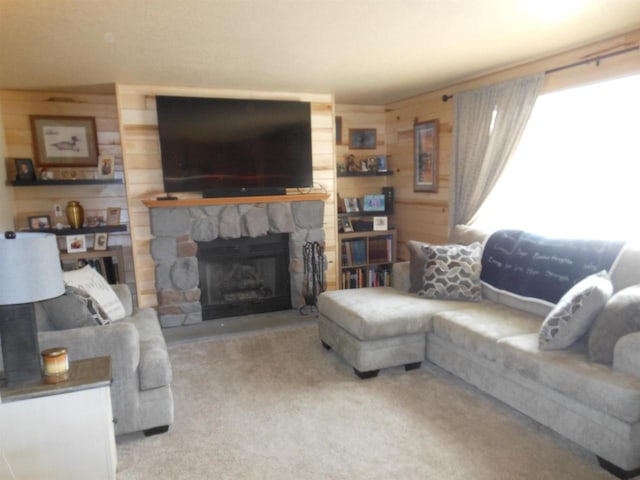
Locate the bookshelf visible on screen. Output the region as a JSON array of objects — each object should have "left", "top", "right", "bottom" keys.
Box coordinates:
[
  {"left": 339, "top": 230, "right": 396, "bottom": 289},
  {"left": 59, "top": 246, "right": 125, "bottom": 284}
]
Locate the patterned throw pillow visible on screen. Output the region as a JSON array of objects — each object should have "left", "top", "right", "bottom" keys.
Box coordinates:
[
  {"left": 417, "top": 242, "right": 482, "bottom": 302},
  {"left": 539, "top": 271, "right": 612, "bottom": 350},
  {"left": 63, "top": 265, "right": 126, "bottom": 322}
]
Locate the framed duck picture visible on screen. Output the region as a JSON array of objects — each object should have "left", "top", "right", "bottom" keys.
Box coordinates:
[{"left": 30, "top": 115, "right": 99, "bottom": 167}]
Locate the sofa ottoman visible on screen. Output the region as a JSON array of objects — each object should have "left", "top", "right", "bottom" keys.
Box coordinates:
[{"left": 317, "top": 286, "right": 475, "bottom": 378}]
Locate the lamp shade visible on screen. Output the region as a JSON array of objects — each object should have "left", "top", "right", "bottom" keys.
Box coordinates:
[{"left": 0, "top": 232, "right": 64, "bottom": 305}]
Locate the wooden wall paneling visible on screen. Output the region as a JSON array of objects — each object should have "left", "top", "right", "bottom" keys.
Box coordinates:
[
  {"left": 116, "top": 84, "right": 338, "bottom": 307},
  {"left": 0, "top": 89, "right": 135, "bottom": 295}
]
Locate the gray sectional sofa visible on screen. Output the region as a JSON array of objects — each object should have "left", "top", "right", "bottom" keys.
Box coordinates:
[
  {"left": 318, "top": 225, "right": 640, "bottom": 478},
  {"left": 35, "top": 284, "right": 174, "bottom": 436}
]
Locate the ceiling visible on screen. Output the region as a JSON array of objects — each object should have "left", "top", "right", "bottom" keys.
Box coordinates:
[{"left": 1, "top": 0, "right": 640, "bottom": 105}]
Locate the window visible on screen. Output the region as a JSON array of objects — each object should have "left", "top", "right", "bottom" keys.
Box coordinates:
[{"left": 473, "top": 73, "right": 640, "bottom": 241}]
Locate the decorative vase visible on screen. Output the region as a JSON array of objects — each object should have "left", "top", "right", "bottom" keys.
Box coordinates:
[{"left": 66, "top": 201, "right": 84, "bottom": 229}]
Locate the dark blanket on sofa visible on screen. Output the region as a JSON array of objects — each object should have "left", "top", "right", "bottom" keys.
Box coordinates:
[{"left": 481, "top": 230, "right": 625, "bottom": 304}]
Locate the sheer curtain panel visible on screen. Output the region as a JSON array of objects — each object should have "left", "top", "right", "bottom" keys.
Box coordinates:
[{"left": 449, "top": 73, "right": 544, "bottom": 230}]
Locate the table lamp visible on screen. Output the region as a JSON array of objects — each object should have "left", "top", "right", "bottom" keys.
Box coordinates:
[{"left": 0, "top": 231, "right": 64, "bottom": 387}]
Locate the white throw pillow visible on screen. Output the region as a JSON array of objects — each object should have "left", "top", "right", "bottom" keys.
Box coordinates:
[
  {"left": 538, "top": 271, "right": 612, "bottom": 350},
  {"left": 63, "top": 265, "right": 126, "bottom": 323}
]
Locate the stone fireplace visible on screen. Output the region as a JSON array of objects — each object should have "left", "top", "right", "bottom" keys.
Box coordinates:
[
  {"left": 197, "top": 233, "right": 291, "bottom": 319},
  {"left": 148, "top": 200, "right": 325, "bottom": 328}
]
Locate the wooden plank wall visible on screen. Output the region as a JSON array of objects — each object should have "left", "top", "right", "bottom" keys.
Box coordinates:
[
  {"left": 334, "top": 104, "right": 390, "bottom": 209},
  {"left": 386, "top": 28, "right": 640, "bottom": 260},
  {"left": 115, "top": 85, "right": 337, "bottom": 308},
  {"left": 0, "top": 90, "right": 135, "bottom": 295}
]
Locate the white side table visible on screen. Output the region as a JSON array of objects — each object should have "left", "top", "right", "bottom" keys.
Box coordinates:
[{"left": 0, "top": 356, "right": 116, "bottom": 480}]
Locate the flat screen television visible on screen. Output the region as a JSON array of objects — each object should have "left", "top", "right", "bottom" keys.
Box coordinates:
[{"left": 156, "top": 95, "right": 313, "bottom": 197}]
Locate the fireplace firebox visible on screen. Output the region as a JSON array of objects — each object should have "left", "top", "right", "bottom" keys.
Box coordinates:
[{"left": 197, "top": 234, "right": 291, "bottom": 320}]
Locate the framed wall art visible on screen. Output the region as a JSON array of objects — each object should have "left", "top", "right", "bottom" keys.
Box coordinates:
[
  {"left": 349, "top": 129, "right": 377, "bottom": 150},
  {"left": 30, "top": 115, "right": 99, "bottom": 167},
  {"left": 414, "top": 119, "right": 439, "bottom": 192}
]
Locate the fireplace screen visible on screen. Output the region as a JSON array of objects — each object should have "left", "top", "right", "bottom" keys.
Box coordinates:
[{"left": 197, "top": 234, "right": 291, "bottom": 319}]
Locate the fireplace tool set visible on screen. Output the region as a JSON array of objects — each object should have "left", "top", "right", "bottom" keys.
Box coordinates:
[{"left": 300, "top": 241, "right": 326, "bottom": 314}]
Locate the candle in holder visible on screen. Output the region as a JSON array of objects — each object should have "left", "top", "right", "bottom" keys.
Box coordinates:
[{"left": 41, "top": 347, "right": 70, "bottom": 383}]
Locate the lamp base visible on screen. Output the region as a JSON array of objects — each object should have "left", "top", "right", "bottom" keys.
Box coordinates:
[{"left": 0, "top": 303, "right": 43, "bottom": 387}]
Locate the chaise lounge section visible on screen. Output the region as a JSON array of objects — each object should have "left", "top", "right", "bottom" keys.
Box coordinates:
[{"left": 318, "top": 225, "right": 640, "bottom": 478}]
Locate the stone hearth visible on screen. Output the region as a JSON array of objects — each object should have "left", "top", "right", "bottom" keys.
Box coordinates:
[{"left": 149, "top": 200, "right": 325, "bottom": 328}]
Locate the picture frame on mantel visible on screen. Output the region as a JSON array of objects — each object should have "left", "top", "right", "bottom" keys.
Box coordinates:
[
  {"left": 30, "top": 115, "right": 99, "bottom": 168},
  {"left": 414, "top": 119, "right": 439, "bottom": 192}
]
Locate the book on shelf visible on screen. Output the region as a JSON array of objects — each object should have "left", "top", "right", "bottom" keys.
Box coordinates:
[{"left": 342, "top": 239, "right": 367, "bottom": 266}]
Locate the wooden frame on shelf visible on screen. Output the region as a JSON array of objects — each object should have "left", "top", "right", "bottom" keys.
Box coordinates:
[
  {"left": 27, "top": 214, "right": 52, "bottom": 230},
  {"left": 106, "top": 208, "right": 121, "bottom": 226},
  {"left": 15, "top": 158, "right": 36, "bottom": 181},
  {"left": 94, "top": 232, "right": 108, "bottom": 251},
  {"left": 66, "top": 234, "right": 87, "bottom": 253},
  {"left": 97, "top": 155, "right": 116, "bottom": 179}
]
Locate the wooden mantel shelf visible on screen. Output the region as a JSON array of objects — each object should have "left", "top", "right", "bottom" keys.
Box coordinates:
[{"left": 143, "top": 193, "right": 329, "bottom": 208}]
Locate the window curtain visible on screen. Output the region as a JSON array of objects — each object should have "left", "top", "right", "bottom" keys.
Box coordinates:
[{"left": 449, "top": 73, "right": 544, "bottom": 230}]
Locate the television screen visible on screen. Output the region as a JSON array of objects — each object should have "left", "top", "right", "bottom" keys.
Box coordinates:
[{"left": 156, "top": 95, "right": 313, "bottom": 196}]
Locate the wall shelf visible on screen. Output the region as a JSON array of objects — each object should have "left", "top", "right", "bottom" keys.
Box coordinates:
[
  {"left": 12, "top": 179, "right": 123, "bottom": 186},
  {"left": 337, "top": 171, "right": 393, "bottom": 178},
  {"left": 338, "top": 210, "right": 393, "bottom": 218},
  {"left": 27, "top": 225, "right": 127, "bottom": 235}
]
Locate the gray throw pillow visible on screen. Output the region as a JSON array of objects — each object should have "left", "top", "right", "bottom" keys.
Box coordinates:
[
  {"left": 539, "top": 271, "right": 612, "bottom": 351},
  {"left": 588, "top": 284, "right": 640, "bottom": 364},
  {"left": 407, "top": 240, "right": 430, "bottom": 293},
  {"left": 417, "top": 242, "right": 482, "bottom": 302},
  {"left": 39, "top": 285, "right": 102, "bottom": 330}
]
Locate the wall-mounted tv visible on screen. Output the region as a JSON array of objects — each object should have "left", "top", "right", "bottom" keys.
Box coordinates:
[{"left": 156, "top": 95, "right": 313, "bottom": 197}]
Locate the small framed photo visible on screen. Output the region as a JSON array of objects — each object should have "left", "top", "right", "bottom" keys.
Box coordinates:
[
  {"left": 373, "top": 216, "right": 388, "bottom": 231},
  {"left": 66, "top": 234, "right": 87, "bottom": 253},
  {"left": 28, "top": 215, "right": 51, "bottom": 230},
  {"left": 342, "top": 217, "right": 354, "bottom": 233},
  {"left": 106, "top": 207, "right": 121, "bottom": 226},
  {"left": 377, "top": 156, "right": 388, "bottom": 172},
  {"left": 94, "top": 232, "right": 108, "bottom": 251},
  {"left": 98, "top": 155, "right": 115, "bottom": 179},
  {"left": 414, "top": 119, "right": 439, "bottom": 192},
  {"left": 363, "top": 194, "right": 385, "bottom": 212},
  {"left": 15, "top": 158, "right": 36, "bottom": 181},
  {"left": 343, "top": 198, "right": 359, "bottom": 213},
  {"left": 349, "top": 129, "right": 377, "bottom": 149},
  {"left": 30, "top": 115, "right": 99, "bottom": 167}
]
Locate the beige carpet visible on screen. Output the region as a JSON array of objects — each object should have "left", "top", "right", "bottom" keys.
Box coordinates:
[{"left": 116, "top": 324, "right": 615, "bottom": 479}]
